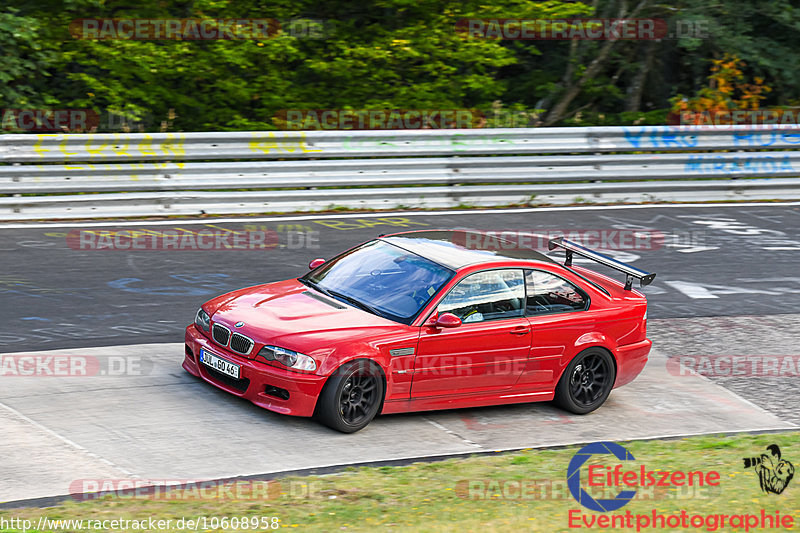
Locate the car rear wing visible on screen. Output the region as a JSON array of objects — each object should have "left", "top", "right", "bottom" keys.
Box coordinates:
[{"left": 548, "top": 237, "right": 656, "bottom": 290}]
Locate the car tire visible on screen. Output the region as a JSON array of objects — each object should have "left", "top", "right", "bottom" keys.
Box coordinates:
[
  {"left": 315, "top": 360, "right": 384, "bottom": 433},
  {"left": 553, "top": 348, "right": 616, "bottom": 415}
]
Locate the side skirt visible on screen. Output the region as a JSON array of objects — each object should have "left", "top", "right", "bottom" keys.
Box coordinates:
[{"left": 381, "top": 389, "right": 554, "bottom": 415}]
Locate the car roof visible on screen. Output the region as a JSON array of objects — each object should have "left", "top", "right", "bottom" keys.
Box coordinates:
[{"left": 379, "top": 230, "right": 557, "bottom": 270}]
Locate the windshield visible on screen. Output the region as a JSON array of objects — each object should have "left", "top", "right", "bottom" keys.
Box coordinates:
[{"left": 301, "top": 240, "right": 454, "bottom": 324}]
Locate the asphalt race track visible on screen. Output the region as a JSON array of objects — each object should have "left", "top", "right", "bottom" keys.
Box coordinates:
[
  {"left": 1, "top": 203, "right": 799, "bottom": 504},
  {"left": 2, "top": 203, "right": 800, "bottom": 350}
]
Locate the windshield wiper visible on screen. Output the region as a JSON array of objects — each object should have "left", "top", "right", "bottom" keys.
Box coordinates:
[
  {"left": 326, "top": 289, "right": 386, "bottom": 318},
  {"left": 299, "top": 278, "right": 336, "bottom": 299},
  {"left": 300, "top": 279, "right": 386, "bottom": 318}
]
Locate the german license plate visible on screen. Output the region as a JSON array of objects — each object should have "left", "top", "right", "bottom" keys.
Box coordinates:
[{"left": 199, "top": 348, "right": 240, "bottom": 379}]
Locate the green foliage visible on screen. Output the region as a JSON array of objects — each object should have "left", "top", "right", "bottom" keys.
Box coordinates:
[
  {"left": 0, "top": 8, "right": 55, "bottom": 107},
  {"left": 1, "top": 0, "right": 798, "bottom": 131}
]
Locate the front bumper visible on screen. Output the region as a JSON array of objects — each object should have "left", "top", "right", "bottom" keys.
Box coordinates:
[{"left": 184, "top": 325, "right": 326, "bottom": 417}]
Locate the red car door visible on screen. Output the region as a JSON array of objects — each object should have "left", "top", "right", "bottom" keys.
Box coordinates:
[
  {"left": 515, "top": 269, "right": 596, "bottom": 391},
  {"left": 411, "top": 269, "right": 530, "bottom": 397}
]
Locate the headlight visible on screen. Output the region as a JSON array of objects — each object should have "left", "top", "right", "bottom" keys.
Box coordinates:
[
  {"left": 256, "top": 345, "right": 317, "bottom": 372},
  {"left": 195, "top": 308, "right": 210, "bottom": 331}
]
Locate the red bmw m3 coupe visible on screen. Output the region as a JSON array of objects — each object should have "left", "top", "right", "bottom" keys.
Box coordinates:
[{"left": 183, "top": 230, "right": 655, "bottom": 432}]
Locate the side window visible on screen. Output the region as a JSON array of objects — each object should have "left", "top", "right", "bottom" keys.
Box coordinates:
[
  {"left": 525, "top": 270, "right": 588, "bottom": 315},
  {"left": 438, "top": 269, "right": 525, "bottom": 323}
]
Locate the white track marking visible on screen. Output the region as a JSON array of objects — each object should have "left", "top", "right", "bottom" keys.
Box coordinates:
[
  {"left": 423, "top": 417, "right": 483, "bottom": 449},
  {"left": 0, "top": 400, "right": 138, "bottom": 478},
  {"left": 664, "top": 280, "right": 720, "bottom": 299},
  {"left": 1, "top": 202, "right": 800, "bottom": 229}
]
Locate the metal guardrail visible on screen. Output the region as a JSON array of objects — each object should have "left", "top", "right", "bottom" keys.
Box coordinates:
[{"left": 2, "top": 125, "right": 800, "bottom": 220}]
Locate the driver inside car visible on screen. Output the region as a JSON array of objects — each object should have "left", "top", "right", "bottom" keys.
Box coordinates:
[{"left": 439, "top": 270, "right": 523, "bottom": 323}]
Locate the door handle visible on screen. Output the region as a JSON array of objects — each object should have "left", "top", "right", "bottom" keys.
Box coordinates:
[{"left": 510, "top": 327, "right": 530, "bottom": 335}]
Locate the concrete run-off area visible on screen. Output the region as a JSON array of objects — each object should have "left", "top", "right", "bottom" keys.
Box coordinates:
[{"left": 0, "top": 335, "right": 795, "bottom": 504}]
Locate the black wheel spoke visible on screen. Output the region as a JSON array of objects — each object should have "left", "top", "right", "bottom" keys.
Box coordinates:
[
  {"left": 565, "top": 353, "right": 613, "bottom": 407},
  {"left": 337, "top": 372, "right": 380, "bottom": 425},
  {"left": 319, "top": 363, "right": 385, "bottom": 433}
]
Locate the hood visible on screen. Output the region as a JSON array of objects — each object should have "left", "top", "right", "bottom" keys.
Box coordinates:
[{"left": 204, "top": 279, "right": 401, "bottom": 357}]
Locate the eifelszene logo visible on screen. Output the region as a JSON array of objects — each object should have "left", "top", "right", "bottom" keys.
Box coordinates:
[
  {"left": 743, "top": 444, "right": 794, "bottom": 495},
  {"left": 567, "top": 442, "right": 721, "bottom": 512},
  {"left": 567, "top": 442, "right": 637, "bottom": 512}
]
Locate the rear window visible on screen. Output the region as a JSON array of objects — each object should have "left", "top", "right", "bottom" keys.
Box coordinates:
[{"left": 525, "top": 270, "right": 589, "bottom": 315}]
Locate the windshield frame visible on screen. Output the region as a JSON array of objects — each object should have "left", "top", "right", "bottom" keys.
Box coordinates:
[{"left": 299, "top": 239, "right": 456, "bottom": 325}]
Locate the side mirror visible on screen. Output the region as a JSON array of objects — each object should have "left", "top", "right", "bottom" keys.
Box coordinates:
[
  {"left": 308, "top": 258, "right": 326, "bottom": 270},
  {"left": 433, "top": 312, "right": 462, "bottom": 329}
]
